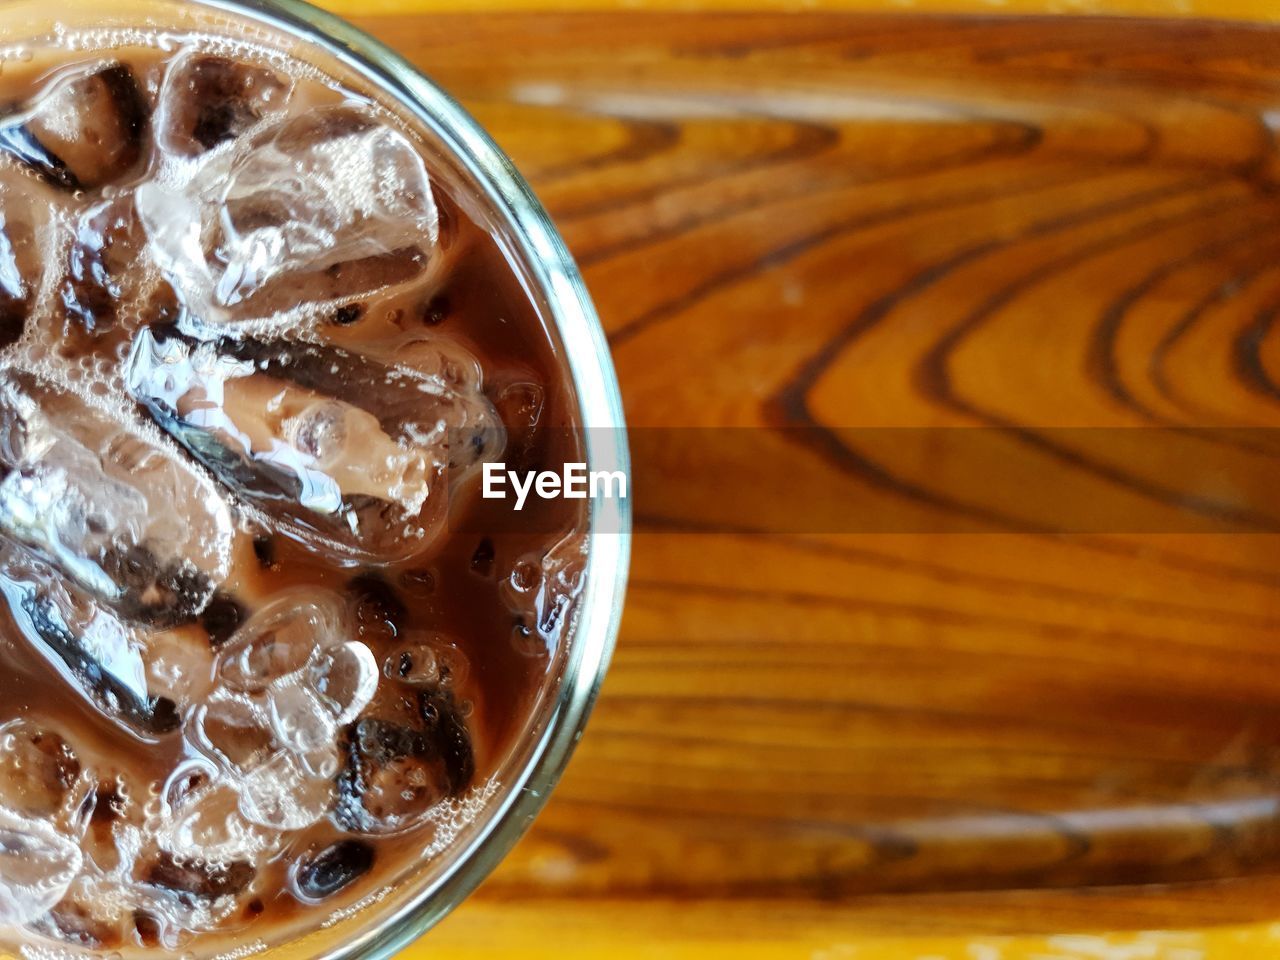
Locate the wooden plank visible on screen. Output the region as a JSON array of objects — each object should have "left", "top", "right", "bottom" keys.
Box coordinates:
[
  {"left": 321, "top": 1, "right": 1280, "bottom": 24},
  {"left": 330, "top": 11, "right": 1280, "bottom": 953},
  {"left": 424, "top": 897, "right": 1280, "bottom": 959}
]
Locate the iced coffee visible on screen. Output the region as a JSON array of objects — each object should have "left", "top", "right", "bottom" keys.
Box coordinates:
[{"left": 0, "top": 16, "right": 586, "bottom": 953}]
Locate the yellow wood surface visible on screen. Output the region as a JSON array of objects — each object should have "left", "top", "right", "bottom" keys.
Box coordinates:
[
  {"left": 318, "top": 0, "right": 1280, "bottom": 23},
  {"left": 305, "top": 7, "right": 1280, "bottom": 959}
]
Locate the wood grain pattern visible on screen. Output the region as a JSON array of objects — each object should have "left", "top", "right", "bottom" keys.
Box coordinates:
[{"left": 346, "top": 11, "right": 1280, "bottom": 948}]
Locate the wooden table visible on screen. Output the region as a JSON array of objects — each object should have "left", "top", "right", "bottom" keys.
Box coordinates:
[{"left": 327, "top": 9, "right": 1280, "bottom": 958}]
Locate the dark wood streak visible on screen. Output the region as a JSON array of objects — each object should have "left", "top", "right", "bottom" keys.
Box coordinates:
[
  {"left": 557, "top": 112, "right": 841, "bottom": 225},
  {"left": 1233, "top": 297, "right": 1280, "bottom": 402},
  {"left": 536, "top": 117, "right": 683, "bottom": 183},
  {"left": 572, "top": 116, "right": 1044, "bottom": 270},
  {"left": 1150, "top": 252, "right": 1280, "bottom": 419}
]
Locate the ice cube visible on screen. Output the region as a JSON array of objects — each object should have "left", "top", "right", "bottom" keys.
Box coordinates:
[
  {"left": 506, "top": 532, "right": 587, "bottom": 655},
  {"left": 140, "top": 617, "right": 218, "bottom": 707},
  {"left": 0, "top": 183, "right": 41, "bottom": 349},
  {"left": 0, "top": 64, "right": 149, "bottom": 191},
  {"left": 38, "top": 895, "right": 120, "bottom": 948},
  {"left": 136, "top": 104, "right": 438, "bottom": 321},
  {"left": 127, "top": 327, "right": 502, "bottom": 562},
  {"left": 418, "top": 688, "right": 474, "bottom": 797},
  {"left": 151, "top": 759, "right": 276, "bottom": 871},
  {"left": 292, "top": 839, "right": 373, "bottom": 902},
  {"left": 334, "top": 719, "right": 443, "bottom": 835},
  {"left": 0, "top": 371, "right": 235, "bottom": 624},
  {"left": 382, "top": 633, "right": 469, "bottom": 690},
  {"left": 191, "top": 591, "right": 377, "bottom": 830},
  {"left": 0, "top": 567, "right": 181, "bottom": 736},
  {"left": 58, "top": 195, "right": 148, "bottom": 338},
  {"left": 143, "top": 851, "right": 255, "bottom": 902},
  {"left": 348, "top": 572, "right": 405, "bottom": 646},
  {"left": 196, "top": 691, "right": 335, "bottom": 831},
  {"left": 158, "top": 53, "right": 291, "bottom": 156},
  {"left": 48, "top": 873, "right": 174, "bottom": 951},
  {"left": 236, "top": 749, "right": 334, "bottom": 832},
  {"left": 213, "top": 591, "right": 377, "bottom": 715},
  {"left": 198, "top": 592, "right": 245, "bottom": 650},
  {"left": 334, "top": 688, "right": 473, "bottom": 836},
  {"left": 81, "top": 776, "right": 138, "bottom": 875},
  {"left": 0, "top": 807, "right": 82, "bottom": 925},
  {"left": 0, "top": 720, "right": 86, "bottom": 821},
  {"left": 38, "top": 757, "right": 258, "bottom": 942},
  {"left": 491, "top": 380, "right": 545, "bottom": 474}
]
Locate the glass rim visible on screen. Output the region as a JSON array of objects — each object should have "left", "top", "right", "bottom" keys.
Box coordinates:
[{"left": 119, "top": 1, "right": 630, "bottom": 956}]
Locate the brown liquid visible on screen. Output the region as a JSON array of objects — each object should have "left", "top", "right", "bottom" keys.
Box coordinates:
[{"left": 0, "top": 22, "right": 584, "bottom": 955}]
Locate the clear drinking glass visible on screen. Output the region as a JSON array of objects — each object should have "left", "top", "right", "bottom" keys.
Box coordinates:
[{"left": 0, "top": 1, "right": 631, "bottom": 957}]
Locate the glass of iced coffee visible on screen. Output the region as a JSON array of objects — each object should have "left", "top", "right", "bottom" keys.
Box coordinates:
[{"left": 0, "top": 0, "right": 629, "bottom": 957}]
